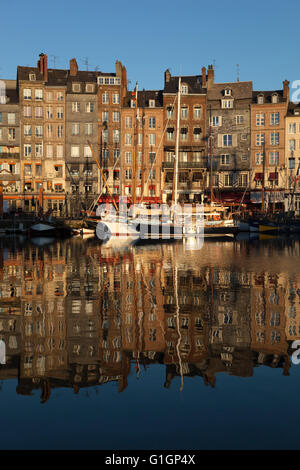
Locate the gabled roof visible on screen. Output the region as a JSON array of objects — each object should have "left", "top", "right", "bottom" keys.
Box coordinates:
[
  {"left": 123, "top": 89, "right": 163, "bottom": 108},
  {"left": 164, "top": 75, "right": 206, "bottom": 94},
  {"left": 207, "top": 81, "right": 253, "bottom": 100},
  {"left": 252, "top": 90, "right": 286, "bottom": 103}
]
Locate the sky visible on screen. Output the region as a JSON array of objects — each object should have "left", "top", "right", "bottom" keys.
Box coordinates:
[{"left": 0, "top": 0, "right": 299, "bottom": 94}]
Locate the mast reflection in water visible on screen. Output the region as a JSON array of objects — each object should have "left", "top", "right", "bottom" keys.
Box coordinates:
[{"left": 0, "top": 236, "right": 300, "bottom": 449}]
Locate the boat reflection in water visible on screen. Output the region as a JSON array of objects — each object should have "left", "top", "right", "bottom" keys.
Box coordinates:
[{"left": 0, "top": 236, "right": 299, "bottom": 403}]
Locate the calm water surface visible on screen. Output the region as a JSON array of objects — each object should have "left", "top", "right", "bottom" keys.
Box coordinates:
[{"left": 0, "top": 235, "right": 300, "bottom": 449}]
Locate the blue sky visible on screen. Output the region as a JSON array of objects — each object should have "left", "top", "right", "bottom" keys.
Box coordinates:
[{"left": 1, "top": 0, "right": 299, "bottom": 93}]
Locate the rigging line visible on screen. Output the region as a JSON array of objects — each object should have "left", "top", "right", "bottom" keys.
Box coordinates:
[
  {"left": 140, "top": 92, "right": 179, "bottom": 204},
  {"left": 173, "top": 259, "right": 184, "bottom": 392}
]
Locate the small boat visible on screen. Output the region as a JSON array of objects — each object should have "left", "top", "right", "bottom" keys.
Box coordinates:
[{"left": 29, "top": 223, "right": 56, "bottom": 237}]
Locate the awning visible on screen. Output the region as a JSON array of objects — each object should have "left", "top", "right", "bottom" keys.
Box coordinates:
[
  {"left": 167, "top": 127, "right": 174, "bottom": 133},
  {"left": 193, "top": 128, "right": 202, "bottom": 134},
  {"left": 149, "top": 185, "right": 156, "bottom": 190},
  {"left": 269, "top": 172, "right": 278, "bottom": 180},
  {"left": 255, "top": 173, "right": 264, "bottom": 181},
  {"left": 180, "top": 128, "right": 188, "bottom": 134}
]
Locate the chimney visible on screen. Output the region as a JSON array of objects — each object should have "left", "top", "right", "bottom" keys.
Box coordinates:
[
  {"left": 116, "top": 60, "right": 122, "bottom": 77},
  {"left": 202, "top": 66, "right": 207, "bottom": 88},
  {"left": 283, "top": 79, "right": 290, "bottom": 101},
  {"left": 69, "top": 58, "right": 78, "bottom": 76},
  {"left": 43, "top": 53, "right": 48, "bottom": 82},
  {"left": 121, "top": 65, "right": 127, "bottom": 99},
  {"left": 165, "top": 69, "right": 171, "bottom": 84},
  {"left": 207, "top": 65, "right": 214, "bottom": 88}
]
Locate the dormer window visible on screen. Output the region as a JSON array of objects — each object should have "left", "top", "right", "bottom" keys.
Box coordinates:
[
  {"left": 131, "top": 99, "right": 136, "bottom": 108},
  {"left": 224, "top": 88, "right": 231, "bottom": 96},
  {"left": 149, "top": 99, "right": 155, "bottom": 108},
  {"left": 181, "top": 84, "right": 188, "bottom": 94},
  {"left": 86, "top": 83, "right": 94, "bottom": 93},
  {"left": 257, "top": 95, "right": 264, "bottom": 104},
  {"left": 29, "top": 73, "right": 36, "bottom": 81},
  {"left": 272, "top": 93, "right": 278, "bottom": 103},
  {"left": 72, "top": 83, "right": 81, "bottom": 93}
]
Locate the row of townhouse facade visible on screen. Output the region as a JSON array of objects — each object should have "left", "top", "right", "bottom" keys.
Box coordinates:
[{"left": 1, "top": 52, "right": 300, "bottom": 215}]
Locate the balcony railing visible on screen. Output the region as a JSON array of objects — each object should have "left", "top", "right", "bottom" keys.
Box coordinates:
[
  {"left": 0, "top": 153, "right": 20, "bottom": 159},
  {"left": 163, "top": 161, "right": 207, "bottom": 169}
]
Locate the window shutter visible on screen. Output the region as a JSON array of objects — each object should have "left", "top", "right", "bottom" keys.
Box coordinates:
[
  {"left": 218, "top": 134, "right": 223, "bottom": 148},
  {"left": 232, "top": 134, "right": 238, "bottom": 147},
  {"left": 219, "top": 116, "right": 222, "bottom": 126}
]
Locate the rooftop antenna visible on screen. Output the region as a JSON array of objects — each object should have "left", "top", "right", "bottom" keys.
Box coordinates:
[
  {"left": 80, "top": 57, "right": 89, "bottom": 71},
  {"left": 50, "top": 55, "right": 58, "bottom": 69},
  {"left": 236, "top": 63, "right": 240, "bottom": 82}
]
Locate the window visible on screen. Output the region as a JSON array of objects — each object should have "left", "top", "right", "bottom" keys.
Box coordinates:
[
  {"left": 35, "top": 126, "right": 43, "bottom": 137},
  {"left": 29, "top": 73, "right": 36, "bottom": 81},
  {"left": 35, "top": 89, "right": 43, "bottom": 101},
  {"left": 72, "top": 123, "right": 80, "bottom": 135},
  {"left": 102, "top": 149, "right": 109, "bottom": 160},
  {"left": 289, "top": 157, "right": 296, "bottom": 169},
  {"left": 84, "top": 146, "right": 92, "bottom": 158},
  {"left": 24, "top": 144, "right": 32, "bottom": 157},
  {"left": 86, "top": 102, "right": 94, "bottom": 113},
  {"left": 35, "top": 107, "right": 43, "bottom": 118},
  {"left": 85, "top": 123, "right": 93, "bottom": 136},
  {"left": 222, "top": 99, "right": 233, "bottom": 108},
  {"left": 138, "top": 133, "right": 142, "bottom": 145},
  {"left": 149, "top": 134, "right": 155, "bottom": 145},
  {"left": 125, "top": 116, "right": 132, "bottom": 128},
  {"left": 194, "top": 106, "right": 201, "bottom": 119},
  {"left": 224, "top": 173, "right": 233, "bottom": 186},
  {"left": 167, "top": 106, "right": 174, "bottom": 118},
  {"left": 57, "top": 107, "right": 63, "bottom": 119},
  {"left": 125, "top": 169, "right": 132, "bottom": 179},
  {"left": 35, "top": 144, "right": 43, "bottom": 158},
  {"left": 125, "top": 133, "right": 132, "bottom": 145},
  {"left": 8, "top": 128, "right": 16, "bottom": 140},
  {"left": 35, "top": 164, "right": 42, "bottom": 176},
  {"left": 179, "top": 151, "right": 188, "bottom": 162},
  {"left": 23, "top": 88, "right": 32, "bottom": 100},
  {"left": 256, "top": 113, "right": 265, "bottom": 126},
  {"left": 57, "top": 125, "right": 63, "bottom": 138},
  {"left": 269, "top": 152, "right": 279, "bottom": 165},
  {"left": 181, "top": 127, "right": 188, "bottom": 141},
  {"left": 149, "top": 117, "right": 156, "bottom": 128},
  {"left": 86, "top": 83, "right": 94, "bottom": 93},
  {"left": 149, "top": 169, "right": 155, "bottom": 179},
  {"left": 102, "top": 129, "right": 108, "bottom": 143},
  {"left": 113, "top": 129, "right": 120, "bottom": 143},
  {"left": 24, "top": 164, "right": 32, "bottom": 176},
  {"left": 46, "top": 124, "right": 53, "bottom": 138},
  {"left": 72, "top": 102, "right": 80, "bottom": 112},
  {"left": 149, "top": 152, "right": 156, "bottom": 163},
  {"left": 167, "top": 127, "right": 174, "bottom": 140},
  {"left": 257, "top": 95, "right": 264, "bottom": 104},
  {"left": 181, "top": 107, "right": 188, "bottom": 119},
  {"left": 57, "top": 145, "right": 63, "bottom": 158},
  {"left": 221, "top": 154, "right": 230, "bottom": 165},
  {"left": 112, "top": 93, "right": 120, "bottom": 104},
  {"left": 193, "top": 127, "right": 201, "bottom": 140},
  {"left": 272, "top": 94, "right": 278, "bottom": 103},
  {"left": 131, "top": 99, "right": 136, "bottom": 108},
  {"left": 270, "top": 132, "right": 279, "bottom": 146},
  {"left": 57, "top": 92, "right": 64, "bottom": 101},
  {"left": 113, "top": 149, "right": 120, "bottom": 161},
  {"left": 255, "top": 152, "right": 264, "bottom": 165},
  {"left": 193, "top": 152, "right": 202, "bottom": 162},
  {"left": 181, "top": 84, "right": 188, "bottom": 94},
  {"left": 113, "top": 111, "right": 120, "bottom": 122},
  {"left": 46, "top": 145, "right": 53, "bottom": 158},
  {"left": 238, "top": 173, "right": 248, "bottom": 186},
  {"left": 102, "top": 92, "right": 109, "bottom": 104},
  {"left": 71, "top": 146, "right": 80, "bottom": 158},
  {"left": 256, "top": 133, "right": 265, "bottom": 146},
  {"left": 102, "top": 111, "right": 109, "bottom": 122},
  {"left": 46, "top": 106, "right": 53, "bottom": 119},
  {"left": 7, "top": 113, "right": 16, "bottom": 124},
  {"left": 236, "top": 115, "right": 244, "bottom": 124},
  {"left": 24, "top": 106, "right": 32, "bottom": 117},
  {"left": 289, "top": 139, "right": 296, "bottom": 151},
  {"left": 271, "top": 112, "right": 279, "bottom": 125},
  {"left": 289, "top": 122, "right": 296, "bottom": 133},
  {"left": 211, "top": 116, "right": 221, "bottom": 127},
  {"left": 149, "top": 99, "right": 155, "bottom": 108},
  {"left": 24, "top": 125, "right": 31, "bottom": 136},
  {"left": 46, "top": 92, "right": 53, "bottom": 101},
  {"left": 72, "top": 83, "right": 81, "bottom": 93},
  {"left": 125, "top": 152, "right": 132, "bottom": 164},
  {"left": 241, "top": 154, "right": 248, "bottom": 161},
  {"left": 223, "top": 135, "right": 232, "bottom": 146}
]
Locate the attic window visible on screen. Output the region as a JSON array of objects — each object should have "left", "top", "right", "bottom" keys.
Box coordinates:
[
  {"left": 86, "top": 83, "right": 94, "bottom": 93},
  {"left": 272, "top": 94, "right": 278, "bottom": 104},
  {"left": 149, "top": 99, "right": 155, "bottom": 108},
  {"left": 181, "top": 84, "right": 188, "bottom": 94},
  {"left": 225, "top": 89, "right": 231, "bottom": 96},
  {"left": 29, "top": 73, "right": 36, "bottom": 81},
  {"left": 72, "top": 83, "right": 81, "bottom": 93},
  {"left": 257, "top": 95, "right": 264, "bottom": 104}
]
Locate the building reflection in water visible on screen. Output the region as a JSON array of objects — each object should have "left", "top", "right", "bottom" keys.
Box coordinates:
[{"left": 0, "top": 237, "right": 299, "bottom": 402}]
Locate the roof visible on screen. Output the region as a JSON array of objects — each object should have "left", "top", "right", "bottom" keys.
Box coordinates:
[
  {"left": 123, "top": 89, "right": 163, "bottom": 108},
  {"left": 252, "top": 89, "right": 287, "bottom": 104},
  {"left": 286, "top": 102, "right": 300, "bottom": 116},
  {"left": 207, "top": 81, "right": 253, "bottom": 100},
  {"left": 164, "top": 75, "right": 206, "bottom": 94}
]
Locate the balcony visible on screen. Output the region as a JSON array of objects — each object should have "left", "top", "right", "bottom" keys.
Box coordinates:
[{"left": 0, "top": 153, "right": 20, "bottom": 159}]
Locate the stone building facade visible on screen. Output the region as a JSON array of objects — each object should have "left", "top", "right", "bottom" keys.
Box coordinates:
[
  {"left": 206, "top": 80, "right": 252, "bottom": 203},
  {"left": 284, "top": 102, "right": 300, "bottom": 213}
]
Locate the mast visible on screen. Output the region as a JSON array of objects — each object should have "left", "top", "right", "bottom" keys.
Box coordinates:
[
  {"left": 261, "top": 140, "right": 265, "bottom": 212},
  {"left": 172, "top": 77, "right": 181, "bottom": 206},
  {"left": 209, "top": 104, "right": 213, "bottom": 204},
  {"left": 132, "top": 83, "right": 139, "bottom": 205}
]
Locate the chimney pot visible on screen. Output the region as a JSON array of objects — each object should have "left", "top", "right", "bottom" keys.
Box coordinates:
[{"left": 70, "top": 58, "right": 78, "bottom": 76}]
